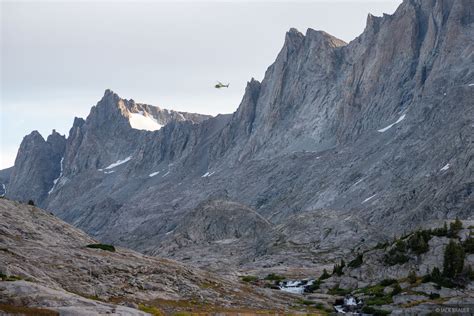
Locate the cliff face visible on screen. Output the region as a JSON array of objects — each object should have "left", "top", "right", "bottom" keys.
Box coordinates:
[
  {"left": 4, "top": 0, "right": 473, "bottom": 269},
  {"left": 7, "top": 130, "right": 66, "bottom": 203}
]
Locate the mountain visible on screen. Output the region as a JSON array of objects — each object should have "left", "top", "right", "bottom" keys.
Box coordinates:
[{"left": 3, "top": 0, "right": 473, "bottom": 274}]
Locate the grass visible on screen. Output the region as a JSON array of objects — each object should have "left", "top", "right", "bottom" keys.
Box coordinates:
[
  {"left": 361, "top": 306, "right": 391, "bottom": 316},
  {"left": 138, "top": 304, "right": 164, "bottom": 316},
  {"left": 86, "top": 243, "right": 116, "bottom": 252},
  {"left": 356, "top": 284, "right": 385, "bottom": 296},
  {"left": 365, "top": 295, "right": 393, "bottom": 306},
  {"left": 0, "top": 273, "right": 23, "bottom": 281},
  {"left": 327, "top": 286, "right": 351, "bottom": 296}
]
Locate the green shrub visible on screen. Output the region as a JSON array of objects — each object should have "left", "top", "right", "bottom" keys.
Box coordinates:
[
  {"left": 332, "top": 259, "right": 345, "bottom": 276},
  {"left": 395, "top": 239, "right": 407, "bottom": 252},
  {"left": 379, "top": 279, "right": 397, "bottom": 286},
  {"left": 327, "top": 286, "right": 351, "bottom": 296},
  {"left": 241, "top": 275, "right": 258, "bottom": 282},
  {"left": 319, "top": 268, "right": 331, "bottom": 280},
  {"left": 391, "top": 283, "right": 402, "bottom": 296},
  {"left": 384, "top": 248, "right": 409, "bottom": 266},
  {"left": 366, "top": 295, "right": 393, "bottom": 306},
  {"left": 408, "top": 231, "right": 430, "bottom": 255},
  {"left": 348, "top": 253, "right": 363, "bottom": 268},
  {"left": 374, "top": 241, "right": 389, "bottom": 250},
  {"left": 408, "top": 271, "right": 417, "bottom": 284},
  {"left": 432, "top": 223, "right": 448, "bottom": 237},
  {"left": 86, "top": 243, "right": 116, "bottom": 252},
  {"left": 305, "top": 280, "right": 320, "bottom": 293},
  {"left": 448, "top": 218, "right": 463, "bottom": 238},
  {"left": 421, "top": 274, "right": 432, "bottom": 283},
  {"left": 443, "top": 240, "right": 465, "bottom": 278},
  {"left": 462, "top": 233, "right": 474, "bottom": 253},
  {"left": 0, "top": 274, "right": 23, "bottom": 281},
  {"left": 361, "top": 306, "right": 391, "bottom": 316},
  {"left": 430, "top": 267, "right": 443, "bottom": 283},
  {"left": 264, "top": 273, "right": 285, "bottom": 282}
]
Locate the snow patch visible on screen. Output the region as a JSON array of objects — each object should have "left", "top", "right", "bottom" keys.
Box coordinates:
[
  {"left": 104, "top": 170, "right": 115, "bottom": 174},
  {"left": 162, "top": 171, "right": 170, "bottom": 177},
  {"left": 149, "top": 171, "right": 160, "bottom": 177},
  {"left": 0, "top": 183, "right": 6, "bottom": 197},
  {"left": 440, "top": 163, "right": 450, "bottom": 171},
  {"left": 201, "top": 171, "right": 215, "bottom": 178},
  {"left": 362, "top": 194, "right": 377, "bottom": 204},
  {"left": 100, "top": 156, "right": 132, "bottom": 171},
  {"left": 129, "top": 112, "right": 163, "bottom": 131},
  {"left": 353, "top": 178, "right": 364, "bottom": 186},
  {"left": 377, "top": 114, "right": 406, "bottom": 132},
  {"left": 468, "top": 83, "right": 474, "bottom": 87},
  {"left": 214, "top": 238, "right": 238, "bottom": 244}
]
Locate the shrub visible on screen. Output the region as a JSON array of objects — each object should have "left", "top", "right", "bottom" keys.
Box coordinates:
[
  {"left": 408, "top": 231, "right": 430, "bottom": 255},
  {"left": 462, "top": 233, "right": 474, "bottom": 253},
  {"left": 391, "top": 283, "right": 402, "bottom": 296},
  {"left": 384, "top": 248, "right": 409, "bottom": 266},
  {"left": 241, "top": 275, "right": 258, "bottom": 282},
  {"left": 429, "top": 292, "right": 440, "bottom": 299},
  {"left": 366, "top": 295, "right": 393, "bottom": 306},
  {"left": 361, "top": 306, "right": 391, "bottom": 316},
  {"left": 408, "top": 271, "right": 417, "bottom": 284},
  {"left": 27, "top": 200, "right": 35, "bottom": 206},
  {"left": 348, "top": 253, "right": 363, "bottom": 268},
  {"left": 332, "top": 259, "right": 345, "bottom": 276},
  {"left": 86, "top": 243, "right": 116, "bottom": 252},
  {"left": 380, "top": 279, "right": 397, "bottom": 286},
  {"left": 448, "top": 218, "right": 463, "bottom": 238},
  {"left": 0, "top": 274, "right": 23, "bottom": 281},
  {"left": 264, "top": 273, "right": 285, "bottom": 282},
  {"left": 361, "top": 284, "right": 385, "bottom": 297},
  {"left": 432, "top": 222, "right": 448, "bottom": 237},
  {"left": 304, "top": 280, "right": 320, "bottom": 293},
  {"left": 430, "top": 267, "right": 443, "bottom": 283},
  {"left": 395, "top": 239, "right": 407, "bottom": 252},
  {"left": 319, "top": 268, "right": 331, "bottom": 280},
  {"left": 421, "top": 274, "right": 432, "bottom": 283},
  {"left": 327, "top": 285, "right": 351, "bottom": 296},
  {"left": 374, "top": 241, "right": 389, "bottom": 250},
  {"left": 443, "top": 240, "right": 465, "bottom": 278}
]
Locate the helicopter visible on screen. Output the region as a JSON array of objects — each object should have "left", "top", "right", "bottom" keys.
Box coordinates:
[{"left": 215, "top": 81, "right": 230, "bottom": 89}]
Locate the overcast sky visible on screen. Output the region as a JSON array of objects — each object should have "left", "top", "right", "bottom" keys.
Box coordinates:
[{"left": 0, "top": 0, "right": 401, "bottom": 169}]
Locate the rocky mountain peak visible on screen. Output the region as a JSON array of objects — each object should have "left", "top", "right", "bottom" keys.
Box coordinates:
[{"left": 305, "top": 28, "right": 347, "bottom": 48}]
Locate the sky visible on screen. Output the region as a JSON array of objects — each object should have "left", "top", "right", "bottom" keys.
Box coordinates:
[{"left": 0, "top": 0, "right": 401, "bottom": 169}]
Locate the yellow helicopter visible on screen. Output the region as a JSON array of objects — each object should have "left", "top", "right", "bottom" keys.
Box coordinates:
[{"left": 215, "top": 81, "right": 230, "bottom": 89}]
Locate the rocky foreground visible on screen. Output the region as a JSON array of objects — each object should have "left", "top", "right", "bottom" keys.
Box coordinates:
[
  {"left": 0, "top": 198, "right": 312, "bottom": 315},
  {"left": 1, "top": 198, "right": 472, "bottom": 315}
]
